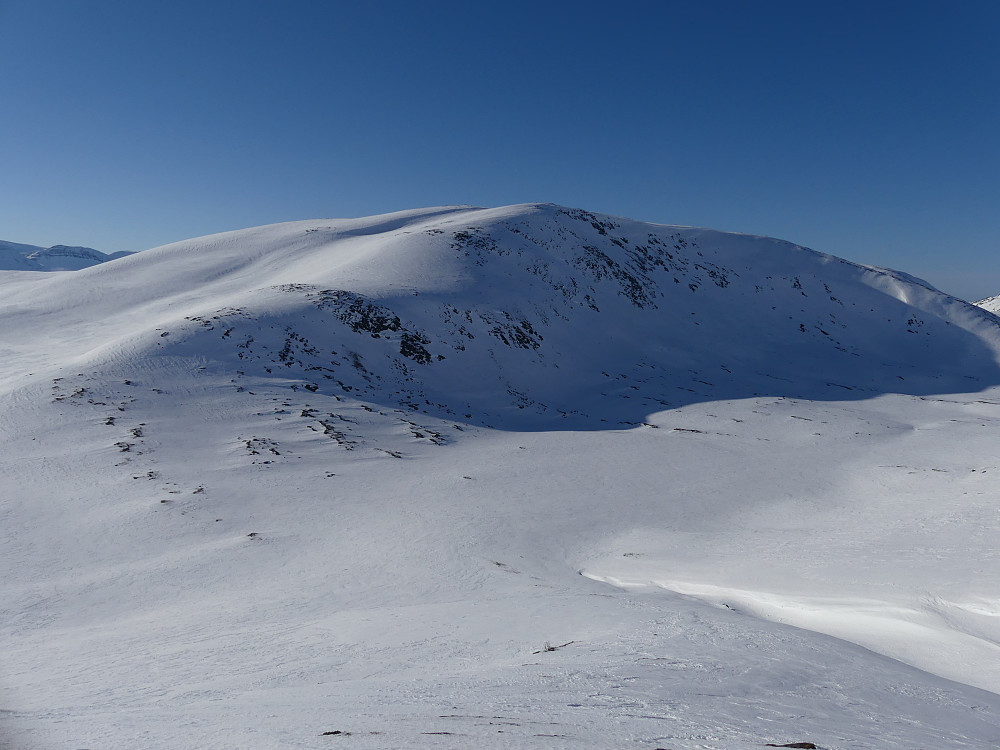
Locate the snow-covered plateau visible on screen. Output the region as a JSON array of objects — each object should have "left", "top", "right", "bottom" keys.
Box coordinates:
[{"left": 3, "top": 203, "right": 1000, "bottom": 749}]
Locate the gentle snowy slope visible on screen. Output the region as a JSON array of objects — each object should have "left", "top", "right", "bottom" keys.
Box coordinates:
[
  {"left": 3, "top": 204, "right": 1000, "bottom": 749},
  {"left": 0, "top": 238, "right": 131, "bottom": 271}
]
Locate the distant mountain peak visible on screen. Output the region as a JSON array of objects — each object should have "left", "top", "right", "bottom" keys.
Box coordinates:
[{"left": 0, "top": 239, "right": 132, "bottom": 271}]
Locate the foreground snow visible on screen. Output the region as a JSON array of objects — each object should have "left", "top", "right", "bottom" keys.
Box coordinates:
[{"left": 3, "top": 204, "right": 1000, "bottom": 749}]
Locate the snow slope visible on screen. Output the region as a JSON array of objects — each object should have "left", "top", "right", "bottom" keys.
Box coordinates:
[
  {"left": 3, "top": 203, "right": 1000, "bottom": 749},
  {"left": 977, "top": 294, "right": 1000, "bottom": 315},
  {"left": 0, "top": 238, "right": 131, "bottom": 271}
]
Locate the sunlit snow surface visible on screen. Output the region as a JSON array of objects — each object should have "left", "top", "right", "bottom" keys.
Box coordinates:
[{"left": 4, "top": 204, "right": 1000, "bottom": 749}]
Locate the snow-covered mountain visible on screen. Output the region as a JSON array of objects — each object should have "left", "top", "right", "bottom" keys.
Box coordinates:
[
  {"left": 977, "top": 293, "right": 1000, "bottom": 314},
  {"left": 0, "top": 238, "right": 132, "bottom": 271},
  {"left": 4, "top": 204, "right": 1000, "bottom": 749}
]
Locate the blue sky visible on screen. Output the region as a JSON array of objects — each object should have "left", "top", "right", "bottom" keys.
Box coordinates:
[{"left": 1, "top": 1, "right": 997, "bottom": 300}]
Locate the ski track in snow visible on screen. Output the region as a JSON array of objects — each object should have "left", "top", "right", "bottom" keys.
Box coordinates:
[{"left": 3, "top": 203, "right": 1000, "bottom": 749}]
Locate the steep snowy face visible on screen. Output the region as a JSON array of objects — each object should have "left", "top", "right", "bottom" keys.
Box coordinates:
[
  {"left": 0, "top": 240, "right": 45, "bottom": 270},
  {"left": 5, "top": 203, "right": 1000, "bottom": 429}
]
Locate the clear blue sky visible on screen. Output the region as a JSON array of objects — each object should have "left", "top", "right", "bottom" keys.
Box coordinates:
[{"left": 1, "top": 1, "right": 997, "bottom": 300}]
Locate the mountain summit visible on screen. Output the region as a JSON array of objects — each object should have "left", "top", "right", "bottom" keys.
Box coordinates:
[{"left": 6, "top": 203, "right": 998, "bottom": 428}]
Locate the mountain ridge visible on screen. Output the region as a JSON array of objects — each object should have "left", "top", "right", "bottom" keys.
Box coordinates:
[{"left": 0, "top": 238, "right": 133, "bottom": 271}]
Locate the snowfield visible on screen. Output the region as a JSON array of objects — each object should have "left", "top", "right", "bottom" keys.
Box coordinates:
[{"left": 3, "top": 203, "right": 1000, "bottom": 749}]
